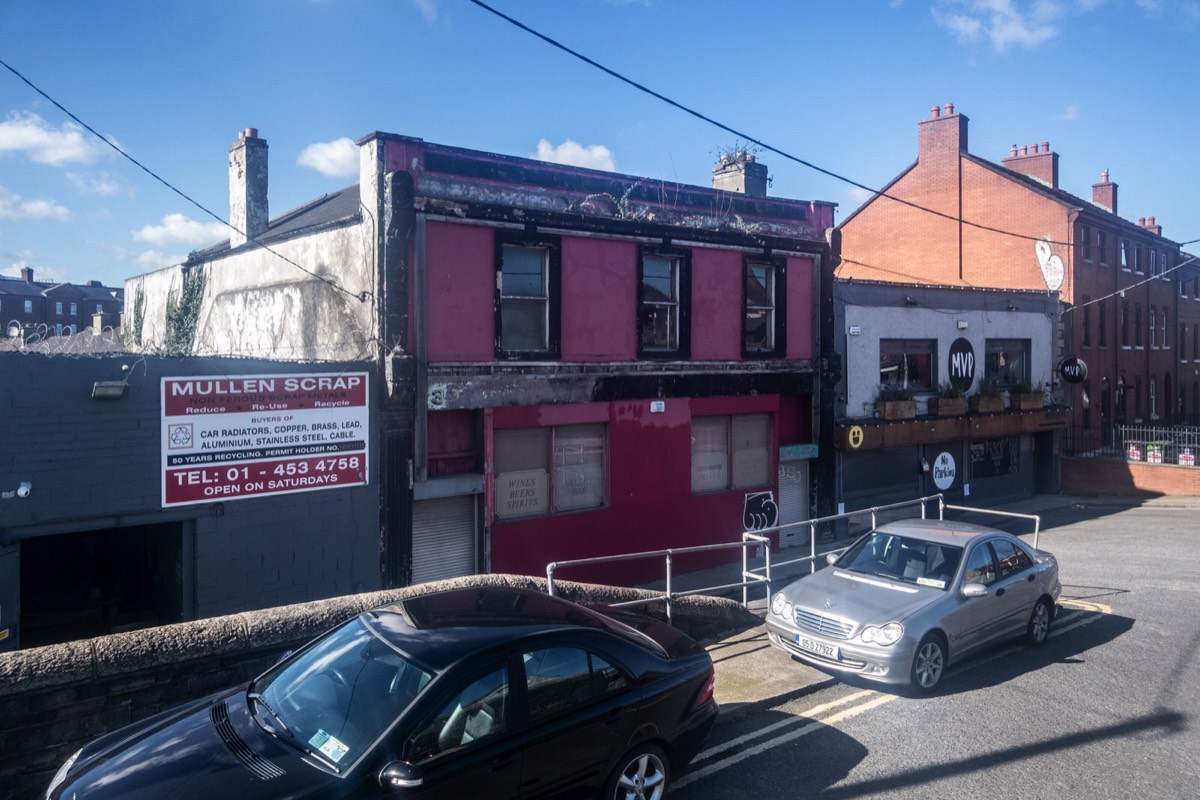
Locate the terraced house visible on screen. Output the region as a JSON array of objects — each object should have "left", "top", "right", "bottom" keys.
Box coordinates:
[{"left": 128, "top": 130, "right": 837, "bottom": 590}]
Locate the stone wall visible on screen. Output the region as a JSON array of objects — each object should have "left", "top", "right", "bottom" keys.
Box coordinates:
[{"left": 0, "top": 574, "right": 757, "bottom": 800}]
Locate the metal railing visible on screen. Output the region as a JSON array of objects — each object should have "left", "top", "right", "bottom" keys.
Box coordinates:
[
  {"left": 1065, "top": 423, "right": 1200, "bottom": 466},
  {"left": 546, "top": 494, "right": 998, "bottom": 624},
  {"left": 546, "top": 537, "right": 772, "bottom": 626}
]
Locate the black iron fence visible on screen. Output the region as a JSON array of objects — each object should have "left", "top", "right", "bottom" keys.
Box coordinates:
[{"left": 1064, "top": 424, "right": 1200, "bottom": 466}]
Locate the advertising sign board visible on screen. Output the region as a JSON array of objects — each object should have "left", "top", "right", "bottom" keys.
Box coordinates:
[{"left": 162, "top": 373, "right": 369, "bottom": 507}]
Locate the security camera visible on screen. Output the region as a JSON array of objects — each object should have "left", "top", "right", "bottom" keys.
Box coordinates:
[{"left": 16, "top": 482, "right": 31, "bottom": 499}]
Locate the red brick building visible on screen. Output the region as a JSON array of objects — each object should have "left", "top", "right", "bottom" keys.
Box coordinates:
[
  {"left": 839, "top": 103, "right": 1200, "bottom": 434},
  {"left": 1, "top": 267, "right": 123, "bottom": 340}
]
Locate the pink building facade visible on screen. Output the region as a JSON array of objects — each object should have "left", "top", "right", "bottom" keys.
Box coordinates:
[{"left": 371, "top": 136, "right": 836, "bottom": 585}]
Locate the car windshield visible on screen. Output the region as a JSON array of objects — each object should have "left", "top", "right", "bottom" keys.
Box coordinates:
[
  {"left": 837, "top": 532, "right": 963, "bottom": 591},
  {"left": 250, "top": 618, "right": 433, "bottom": 770}
]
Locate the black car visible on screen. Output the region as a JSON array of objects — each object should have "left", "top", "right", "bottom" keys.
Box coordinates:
[{"left": 45, "top": 586, "right": 717, "bottom": 800}]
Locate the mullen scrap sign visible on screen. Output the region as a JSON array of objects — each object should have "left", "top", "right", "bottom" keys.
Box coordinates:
[{"left": 161, "top": 372, "right": 369, "bottom": 507}]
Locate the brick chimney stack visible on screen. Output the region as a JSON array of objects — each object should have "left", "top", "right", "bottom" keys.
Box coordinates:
[
  {"left": 1001, "top": 140, "right": 1059, "bottom": 188},
  {"left": 20, "top": 266, "right": 34, "bottom": 283},
  {"left": 1092, "top": 169, "right": 1118, "bottom": 214},
  {"left": 229, "top": 128, "right": 269, "bottom": 248},
  {"left": 1144, "top": 216, "right": 1162, "bottom": 236},
  {"left": 918, "top": 103, "right": 969, "bottom": 165},
  {"left": 712, "top": 151, "right": 768, "bottom": 197}
]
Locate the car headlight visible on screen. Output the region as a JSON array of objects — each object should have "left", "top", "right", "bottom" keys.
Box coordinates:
[
  {"left": 860, "top": 622, "right": 904, "bottom": 646},
  {"left": 45, "top": 748, "right": 81, "bottom": 798},
  {"left": 770, "top": 592, "right": 792, "bottom": 619}
]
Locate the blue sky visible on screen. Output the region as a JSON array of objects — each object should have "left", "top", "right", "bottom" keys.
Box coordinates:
[{"left": 2, "top": 0, "right": 1198, "bottom": 290}]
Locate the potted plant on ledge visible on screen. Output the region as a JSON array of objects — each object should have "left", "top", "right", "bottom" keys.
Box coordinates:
[
  {"left": 876, "top": 386, "right": 916, "bottom": 420},
  {"left": 1011, "top": 381, "right": 1045, "bottom": 411},
  {"left": 928, "top": 382, "right": 967, "bottom": 417},
  {"left": 969, "top": 376, "right": 1005, "bottom": 414}
]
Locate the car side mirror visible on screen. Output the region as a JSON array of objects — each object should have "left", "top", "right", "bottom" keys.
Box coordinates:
[
  {"left": 826, "top": 552, "right": 839, "bottom": 566},
  {"left": 380, "top": 761, "right": 424, "bottom": 790},
  {"left": 961, "top": 583, "right": 988, "bottom": 598}
]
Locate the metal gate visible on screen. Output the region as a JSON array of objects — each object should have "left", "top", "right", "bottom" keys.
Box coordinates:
[{"left": 411, "top": 495, "right": 477, "bottom": 585}]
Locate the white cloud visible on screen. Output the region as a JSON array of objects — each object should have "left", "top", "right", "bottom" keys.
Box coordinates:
[
  {"left": 297, "top": 137, "right": 359, "bottom": 178},
  {"left": 532, "top": 139, "right": 617, "bottom": 172},
  {"left": 132, "top": 213, "right": 228, "bottom": 247},
  {"left": 1, "top": 260, "right": 69, "bottom": 284},
  {"left": 1061, "top": 103, "right": 1080, "bottom": 121},
  {"left": 67, "top": 171, "right": 124, "bottom": 197},
  {"left": 0, "top": 185, "right": 70, "bottom": 220},
  {"left": 410, "top": 0, "right": 438, "bottom": 23},
  {"left": 0, "top": 111, "right": 110, "bottom": 166},
  {"left": 933, "top": 0, "right": 1061, "bottom": 50},
  {"left": 135, "top": 249, "right": 184, "bottom": 270}
]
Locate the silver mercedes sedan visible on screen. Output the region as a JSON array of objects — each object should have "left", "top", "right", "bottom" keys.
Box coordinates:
[{"left": 764, "top": 518, "right": 1061, "bottom": 692}]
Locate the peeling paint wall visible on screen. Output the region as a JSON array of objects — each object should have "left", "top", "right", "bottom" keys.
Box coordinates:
[{"left": 128, "top": 222, "right": 374, "bottom": 361}]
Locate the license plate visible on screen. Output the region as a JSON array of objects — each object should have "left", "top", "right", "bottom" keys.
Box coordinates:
[{"left": 795, "top": 634, "right": 839, "bottom": 660}]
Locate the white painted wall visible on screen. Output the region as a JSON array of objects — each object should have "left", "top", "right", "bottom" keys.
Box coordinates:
[{"left": 842, "top": 303, "right": 1055, "bottom": 418}]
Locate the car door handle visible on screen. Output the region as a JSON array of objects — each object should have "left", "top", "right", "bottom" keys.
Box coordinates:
[
  {"left": 605, "top": 706, "right": 631, "bottom": 725},
  {"left": 995, "top": 588, "right": 1006, "bottom": 597},
  {"left": 1027, "top": 574, "right": 1036, "bottom": 582}
]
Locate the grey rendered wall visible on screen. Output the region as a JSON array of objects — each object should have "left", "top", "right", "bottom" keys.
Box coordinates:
[{"left": 0, "top": 353, "right": 381, "bottom": 625}]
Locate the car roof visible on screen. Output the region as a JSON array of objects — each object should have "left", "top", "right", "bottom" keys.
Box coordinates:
[
  {"left": 361, "top": 586, "right": 634, "bottom": 673},
  {"left": 873, "top": 517, "right": 1010, "bottom": 548}
]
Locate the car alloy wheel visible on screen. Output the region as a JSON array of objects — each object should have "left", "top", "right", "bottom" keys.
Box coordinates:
[
  {"left": 1026, "top": 598, "right": 1052, "bottom": 646},
  {"left": 910, "top": 635, "right": 945, "bottom": 692},
  {"left": 607, "top": 743, "right": 669, "bottom": 800}
]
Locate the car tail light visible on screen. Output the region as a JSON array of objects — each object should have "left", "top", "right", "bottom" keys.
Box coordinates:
[{"left": 696, "top": 665, "right": 716, "bottom": 708}]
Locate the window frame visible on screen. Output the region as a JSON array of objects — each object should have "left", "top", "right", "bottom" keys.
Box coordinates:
[
  {"left": 494, "top": 232, "right": 561, "bottom": 360},
  {"left": 637, "top": 246, "right": 691, "bottom": 359},
  {"left": 493, "top": 423, "right": 608, "bottom": 520},
  {"left": 742, "top": 256, "right": 787, "bottom": 358},
  {"left": 879, "top": 339, "right": 937, "bottom": 393},
  {"left": 1097, "top": 230, "right": 1108, "bottom": 266},
  {"left": 1081, "top": 297, "right": 1091, "bottom": 349},
  {"left": 983, "top": 338, "right": 1032, "bottom": 389},
  {"left": 690, "top": 412, "right": 773, "bottom": 494}
]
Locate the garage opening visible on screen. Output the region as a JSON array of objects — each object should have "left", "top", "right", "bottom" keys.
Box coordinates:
[{"left": 20, "top": 523, "right": 184, "bottom": 648}]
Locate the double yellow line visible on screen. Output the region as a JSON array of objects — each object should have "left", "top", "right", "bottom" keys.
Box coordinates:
[{"left": 678, "top": 598, "right": 1110, "bottom": 789}]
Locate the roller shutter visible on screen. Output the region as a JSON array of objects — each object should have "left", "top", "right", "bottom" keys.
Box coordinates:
[
  {"left": 411, "top": 496, "right": 477, "bottom": 584},
  {"left": 777, "top": 460, "right": 810, "bottom": 548}
]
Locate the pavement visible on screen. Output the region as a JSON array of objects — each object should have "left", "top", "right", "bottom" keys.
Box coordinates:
[{"left": 666, "top": 491, "right": 1200, "bottom": 712}]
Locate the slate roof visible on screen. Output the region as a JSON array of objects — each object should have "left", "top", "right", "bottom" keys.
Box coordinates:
[{"left": 193, "top": 185, "right": 361, "bottom": 260}]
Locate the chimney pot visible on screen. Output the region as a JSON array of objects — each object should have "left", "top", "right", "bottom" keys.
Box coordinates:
[
  {"left": 1101, "top": 169, "right": 1109, "bottom": 183},
  {"left": 1010, "top": 145, "right": 1018, "bottom": 157},
  {"left": 1021, "top": 145, "right": 1029, "bottom": 156},
  {"left": 1042, "top": 141, "right": 1050, "bottom": 152},
  {"left": 931, "top": 105, "right": 941, "bottom": 118},
  {"left": 20, "top": 266, "right": 34, "bottom": 283},
  {"left": 1032, "top": 143, "right": 1040, "bottom": 154},
  {"left": 1149, "top": 216, "right": 1156, "bottom": 227},
  {"left": 1139, "top": 217, "right": 1146, "bottom": 226},
  {"left": 945, "top": 102, "right": 954, "bottom": 115}
]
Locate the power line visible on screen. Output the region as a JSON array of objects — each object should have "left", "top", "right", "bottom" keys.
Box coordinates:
[
  {"left": 0, "top": 56, "right": 369, "bottom": 304},
  {"left": 468, "top": 0, "right": 1198, "bottom": 253}
]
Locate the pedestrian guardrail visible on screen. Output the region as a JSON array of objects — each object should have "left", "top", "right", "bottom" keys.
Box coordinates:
[{"left": 547, "top": 493, "right": 1046, "bottom": 624}]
